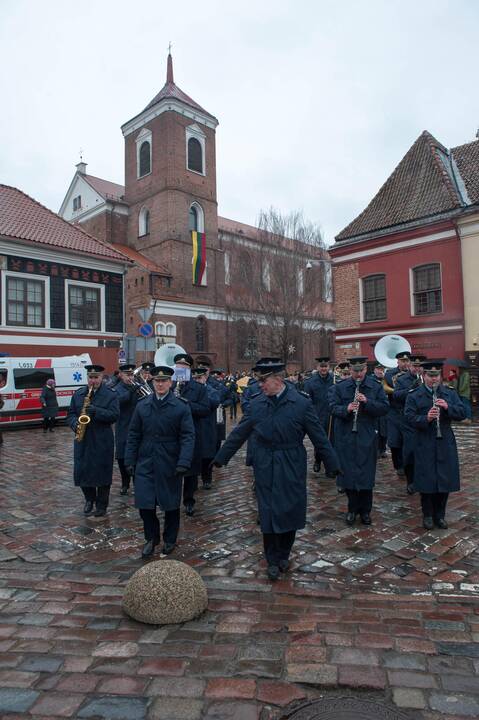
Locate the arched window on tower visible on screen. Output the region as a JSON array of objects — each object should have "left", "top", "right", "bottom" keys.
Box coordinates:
[
  {"left": 138, "top": 207, "right": 150, "bottom": 237},
  {"left": 139, "top": 141, "right": 151, "bottom": 176},
  {"left": 195, "top": 316, "right": 207, "bottom": 351},
  {"left": 188, "top": 137, "right": 203, "bottom": 173},
  {"left": 190, "top": 203, "right": 207, "bottom": 286},
  {"left": 189, "top": 205, "right": 198, "bottom": 232}
]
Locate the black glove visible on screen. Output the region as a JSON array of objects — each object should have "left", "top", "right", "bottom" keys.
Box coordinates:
[
  {"left": 175, "top": 466, "right": 189, "bottom": 476},
  {"left": 210, "top": 460, "right": 223, "bottom": 469}
]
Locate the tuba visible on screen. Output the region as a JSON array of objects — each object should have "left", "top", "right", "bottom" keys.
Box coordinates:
[
  {"left": 374, "top": 334, "right": 411, "bottom": 395},
  {"left": 131, "top": 367, "right": 153, "bottom": 398}
]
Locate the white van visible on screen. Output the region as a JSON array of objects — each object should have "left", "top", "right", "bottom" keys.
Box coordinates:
[{"left": 0, "top": 353, "right": 91, "bottom": 427}]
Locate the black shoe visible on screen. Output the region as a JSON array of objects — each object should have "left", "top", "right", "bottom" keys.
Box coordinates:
[
  {"left": 337, "top": 488, "right": 345, "bottom": 494},
  {"left": 278, "top": 559, "right": 289, "bottom": 572},
  {"left": 313, "top": 462, "right": 321, "bottom": 473},
  {"left": 423, "top": 516, "right": 434, "bottom": 530},
  {"left": 120, "top": 486, "right": 129, "bottom": 496},
  {"left": 185, "top": 503, "right": 194, "bottom": 516},
  {"left": 161, "top": 542, "right": 175, "bottom": 556},
  {"left": 345, "top": 512, "right": 356, "bottom": 526},
  {"left": 406, "top": 483, "right": 415, "bottom": 495},
  {"left": 203, "top": 481, "right": 212, "bottom": 489},
  {"left": 141, "top": 539, "right": 157, "bottom": 558},
  {"left": 94, "top": 507, "right": 107, "bottom": 517},
  {"left": 435, "top": 518, "right": 448, "bottom": 529},
  {"left": 396, "top": 468, "right": 406, "bottom": 477},
  {"left": 83, "top": 500, "right": 94, "bottom": 515},
  {"left": 379, "top": 452, "right": 387, "bottom": 459},
  {"left": 360, "top": 513, "right": 372, "bottom": 525},
  {"left": 267, "top": 565, "right": 280, "bottom": 581}
]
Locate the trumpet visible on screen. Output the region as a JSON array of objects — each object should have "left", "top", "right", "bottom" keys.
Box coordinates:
[
  {"left": 75, "top": 386, "right": 93, "bottom": 442},
  {"left": 131, "top": 367, "right": 153, "bottom": 398}
]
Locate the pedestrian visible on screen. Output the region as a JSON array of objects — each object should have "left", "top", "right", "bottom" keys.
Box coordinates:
[
  {"left": 456, "top": 366, "right": 472, "bottom": 423},
  {"left": 213, "top": 359, "right": 340, "bottom": 581},
  {"left": 113, "top": 363, "right": 139, "bottom": 495},
  {"left": 226, "top": 377, "right": 239, "bottom": 420},
  {"left": 67, "top": 364, "right": 120, "bottom": 518},
  {"left": 304, "top": 356, "right": 334, "bottom": 472},
  {"left": 124, "top": 365, "right": 195, "bottom": 558},
  {"left": 404, "top": 360, "right": 465, "bottom": 530},
  {"left": 329, "top": 356, "right": 389, "bottom": 526},
  {"left": 40, "top": 378, "right": 59, "bottom": 433}
]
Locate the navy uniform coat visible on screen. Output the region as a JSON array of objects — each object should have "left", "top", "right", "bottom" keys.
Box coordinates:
[
  {"left": 214, "top": 384, "right": 339, "bottom": 533},
  {"left": 329, "top": 375, "right": 389, "bottom": 491},
  {"left": 207, "top": 376, "right": 231, "bottom": 442},
  {"left": 113, "top": 381, "right": 139, "bottom": 460},
  {"left": 385, "top": 367, "right": 405, "bottom": 448},
  {"left": 199, "top": 382, "right": 220, "bottom": 458},
  {"left": 67, "top": 384, "right": 120, "bottom": 488},
  {"left": 370, "top": 375, "right": 388, "bottom": 438},
  {"left": 124, "top": 392, "right": 195, "bottom": 510},
  {"left": 240, "top": 378, "right": 261, "bottom": 412},
  {"left": 172, "top": 380, "right": 209, "bottom": 475},
  {"left": 392, "top": 372, "right": 421, "bottom": 465},
  {"left": 404, "top": 385, "right": 465, "bottom": 493},
  {"left": 303, "top": 373, "right": 334, "bottom": 432}
]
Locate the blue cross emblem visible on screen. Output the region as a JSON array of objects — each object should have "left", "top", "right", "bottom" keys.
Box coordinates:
[{"left": 73, "top": 371, "right": 82, "bottom": 382}]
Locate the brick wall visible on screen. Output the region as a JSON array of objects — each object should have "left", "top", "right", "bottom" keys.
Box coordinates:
[{"left": 333, "top": 261, "right": 359, "bottom": 329}]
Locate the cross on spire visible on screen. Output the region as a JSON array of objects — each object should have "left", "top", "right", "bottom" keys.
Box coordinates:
[{"left": 166, "top": 45, "right": 174, "bottom": 84}]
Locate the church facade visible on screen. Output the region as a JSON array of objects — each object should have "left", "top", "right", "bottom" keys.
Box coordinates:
[{"left": 60, "top": 54, "right": 334, "bottom": 371}]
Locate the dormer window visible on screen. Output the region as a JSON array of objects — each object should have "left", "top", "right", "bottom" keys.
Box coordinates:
[
  {"left": 185, "top": 124, "right": 206, "bottom": 176},
  {"left": 136, "top": 128, "right": 152, "bottom": 178},
  {"left": 73, "top": 195, "right": 82, "bottom": 211}
]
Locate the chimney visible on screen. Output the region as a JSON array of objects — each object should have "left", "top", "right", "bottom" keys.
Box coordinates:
[{"left": 76, "top": 161, "right": 87, "bottom": 175}]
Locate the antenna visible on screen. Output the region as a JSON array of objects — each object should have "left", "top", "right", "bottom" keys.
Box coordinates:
[{"left": 79, "top": 147, "right": 83, "bottom": 162}]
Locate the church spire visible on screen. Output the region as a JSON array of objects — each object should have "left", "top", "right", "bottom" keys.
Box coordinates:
[{"left": 167, "top": 47, "right": 174, "bottom": 84}]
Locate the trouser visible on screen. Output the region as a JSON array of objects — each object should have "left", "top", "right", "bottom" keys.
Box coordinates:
[
  {"left": 377, "top": 433, "right": 387, "bottom": 455},
  {"left": 43, "top": 417, "right": 55, "bottom": 431},
  {"left": 345, "top": 488, "right": 373, "bottom": 515},
  {"left": 229, "top": 402, "right": 237, "bottom": 420},
  {"left": 117, "top": 458, "right": 131, "bottom": 489},
  {"left": 404, "top": 463, "right": 414, "bottom": 487},
  {"left": 183, "top": 475, "right": 198, "bottom": 506},
  {"left": 263, "top": 530, "right": 296, "bottom": 566},
  {"left": 420, "top": 492, "right": 449, "bottom": 521},
  {"left": 390, "top": 447, "right": 403, "bottom": 470},
  {"left": 201, "top": 458, "right": 212, "bottom": 485},
  {"left": 82, "top": 486, "right": 110, "bottom": 511},
  {"left": 139, "top": 507, "right": 180, "bottom": 545}
]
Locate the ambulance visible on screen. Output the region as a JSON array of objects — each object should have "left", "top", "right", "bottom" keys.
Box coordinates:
[{"left": 0, "top": 354, "right": 91, "bottom": 427}]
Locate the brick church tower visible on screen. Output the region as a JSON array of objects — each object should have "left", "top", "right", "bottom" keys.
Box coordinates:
[{"left": 121, "top": 53, "right": 223, "bottom": 307}]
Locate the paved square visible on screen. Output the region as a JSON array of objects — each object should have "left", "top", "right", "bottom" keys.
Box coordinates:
[{"left": 0, "top": 420, "right": 478, "bottom": 718}]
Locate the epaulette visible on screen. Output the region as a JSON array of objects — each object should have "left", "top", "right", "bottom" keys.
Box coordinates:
[
  {"left": 408, "top": 386, "right": 421, "bottom": 393},
  {"left": 298, "top": 390, "right": 310, "bottom": 398},
  {"left": 179, "top": 396, "right": 189, "bottom": 403}
]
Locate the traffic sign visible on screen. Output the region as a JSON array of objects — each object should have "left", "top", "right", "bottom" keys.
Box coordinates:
[
  {"left": 137, "top": 307, "right": 152, "bottom": 323},
  {"left": 118, "top": 349, "right": 126, "bottom": 362},
  {"left": 138, "top": 322, "right": 154, "bottom": 338}
]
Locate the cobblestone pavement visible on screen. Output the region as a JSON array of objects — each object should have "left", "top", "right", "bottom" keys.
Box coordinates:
[{"left": 0, "top": 419, "right": 478, "bottom": 719}]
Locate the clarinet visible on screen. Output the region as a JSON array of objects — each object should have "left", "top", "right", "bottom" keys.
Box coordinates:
[
  {"left": 432, "top": 384, "right": 442, "bottom": 439},
  {"left": 351, "top": 379, "right": 361, "bottom": 433}
]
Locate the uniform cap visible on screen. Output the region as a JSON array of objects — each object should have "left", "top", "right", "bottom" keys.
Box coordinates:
[
  {"left": 423, "top": 360, "right": 444, "bottom": 375},
  {"left": 85, "top": 364, "right": 105, "bottom": 373},
  {"left": 141, "top": 362, "right": 155, "bottom": 371},
  {"left": 151, "top": 365, "right": 175, "bottom": 380},
  {"left": 396, "top": 351, "right": 411, "bottom": 360},
  {"left": 211, "top": 368, "right": 225, "bottom": 375},
  {"left": 119, "top": 363, "right": 136, "bottom": 372},
  {"left": 255, "top": 359, "right": 285, "bottom": 379},
  {"left": 174, "top": 353, "right": 194, "bottom": 366},
  {"left": 315, "top": 356, "right": 330, "bottom": 364},
  {"left": 191, "top": 367, "right": 208, "bottom": 376},
  {"left": 337, "top": 361, "right": 350, "bottom": 370},
  {"left": 410, "top": 355, "right": 427, "bottom": 366},
  {"left": 347, "top": 356, "right": 368, "bottom": 370}
]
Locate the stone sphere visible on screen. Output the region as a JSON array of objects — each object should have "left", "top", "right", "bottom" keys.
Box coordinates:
[{"left": 123, "top": 560, "right": 208, "bottom": 625}]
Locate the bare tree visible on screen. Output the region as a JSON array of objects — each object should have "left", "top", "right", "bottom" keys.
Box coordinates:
[{"left": 227, "top": 208, "right": 332, "bottom": 365}]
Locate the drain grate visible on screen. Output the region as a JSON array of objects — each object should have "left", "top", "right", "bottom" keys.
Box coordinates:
[{"left": 280, "top": 697, "right": 412, "bottom": 719}]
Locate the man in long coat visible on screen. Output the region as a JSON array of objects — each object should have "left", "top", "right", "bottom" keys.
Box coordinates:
[
  {"left": 371, "top": 363, "right": 388, "bottom": 458},
  {"left": 193, "top": 367, "right": 220, "bottom": 489},
  {"left": 392, "top": 355, "right": 426, "bottom": 495},
  {"left": 329, "top": 356, "right": 389, "bottom": 526},
  {"left": 113, "top": 363, "right": 139, "bottom": 495},
  {"left": 67, "top": 364, "right": 120, "bottom": 517},
  {"left": 404, "top": 360, "right": 465, "bottom": 530},
  {"left": 304, "top": 356, "right": 334, "bottom": 472},
  {"left": 384, "top": 351, "right": 411, "bottom": 476},
  {"left": 125, "top": 365, "right": 195, "bottom": 557},
  {"left": 213, "top": 359, "right": 339, "bottom": 581}
]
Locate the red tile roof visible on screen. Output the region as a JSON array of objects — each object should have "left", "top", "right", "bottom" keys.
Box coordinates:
[
  {"left": 112, "top": 244, "right": 171, "bottom": 275},
  {"left": 218, "top": 216, "right": 259, "bottom": 239},
  {"left": 336, "top": 131, "right": 467, "bottom": 242},
  {"left": 0, "top": 184, "right": 130, "bottom": 263},
  {"left": 452, "top": 140, "right": 479, "bottom": 205},
  {"left": 83, "top": 174, "right": 125, "bottom": 203}
]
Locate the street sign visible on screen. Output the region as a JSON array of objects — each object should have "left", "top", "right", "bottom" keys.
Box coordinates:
[
  {"left": 137, "top": 307, "right": 152, "bottom": 323},
  {"left": 138, "top": 322, "right": 154, "bottom": 338},
  {"left": 135, "top": 337, "right": 156, "bottom": 353},
  {"left": 118, "top": 349, "right": 126, "bottom": 362}
]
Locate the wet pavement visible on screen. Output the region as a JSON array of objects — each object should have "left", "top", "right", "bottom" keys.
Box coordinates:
[{"left": 0, "top": 419, "right": 478, "bottom": 719}]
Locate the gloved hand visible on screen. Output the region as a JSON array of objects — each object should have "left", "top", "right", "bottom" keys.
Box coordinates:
[
  {"left": 175, "top": 466, "right": 189, "bottom": 476},
  {"left": 210, "top": 460, "right": 223, "bottom": 469}
]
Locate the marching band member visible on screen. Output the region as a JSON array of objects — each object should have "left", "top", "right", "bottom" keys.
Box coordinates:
[
  {"left": 384, "top": 351, "right": 411, "bottom": 477},
  {"left": 329, "top": 356, "right": 389, "bottom": 526},
  {"left": 371, "top": 363, "right": 388, "bottom": 458},
  {"left": 113, "top": 363, "right": 139, "bottom": 495},
  {"left": 404, "top": 360, "right": 465, "bottom": 530},
  {"left": 124, "top": 365, "right": 195, "bottom": 558},
  {"left": 304, "top": 356, "right": 334, "bottom": 472},
  {"left": 193, "top": 367, "right": 220, "bottom": 489},
  {"left": 392, "top": 355, "right": 426, "bottom": 495},
  {"left": 67, "top": 364, "right": 120, "bottom": 517},
  {"left": 140, "top": 361, "right": 155, "bottom": 390},
  {"left": 208, "top": 368, "right": 232, "bottom": 455},
  {"left": 213, "top": 359, "right": 339, "bottom": 581}
]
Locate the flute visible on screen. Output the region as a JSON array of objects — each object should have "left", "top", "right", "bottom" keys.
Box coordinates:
[
  {"left": 432, "top": 384, "right": 442, "bottom": 439},
  {"left": 351, "top": 379, "right": 361, "bottom": 433}
]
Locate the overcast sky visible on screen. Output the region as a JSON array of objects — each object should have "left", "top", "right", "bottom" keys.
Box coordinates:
[{"left": 1, "top": 0, "right": 478, "bottom": 245}]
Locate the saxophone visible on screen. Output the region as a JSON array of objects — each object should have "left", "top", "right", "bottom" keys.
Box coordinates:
[{"left": 75, "top": 386, "right": 94, "bottom": 442}]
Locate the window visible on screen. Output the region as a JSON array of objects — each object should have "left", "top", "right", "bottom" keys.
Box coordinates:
[
  {"left": 189, "top": 205, "right": 198, "bottom": 232},
  {"left": 362, "top": 274, "right": 387, "bottom": 321},
  {"left": 6, "top": 277, "right": 45, "bottom": 327},
  {"left": 224, "top": 251, "right": 231, "bottom": 285},
  {"left": 73, "top": 195, "right": 82, "bottom": 211},
  {"left": 188, "top": 137, "right": 203, "bottom": 173},
  {"left": 262, "top": 260, "right": 271, "bottom": 291},
  {"left": 68, "top": 285, "right": 100, "bottom": 330},
  {"left": 13, "top": 368, "right": 54, "bottom": 390},
  {"left": 139, "top": 207, "right": 150, "bottom": 236},
  {"left": 236, "top": 319, "right": 258, "bottom": 361},
  {"left": 195, "top": 316, "right": 207, "bottom": 352},
  {"left": 139, "top": 141, "right": 151, "bottom": 176},
  {"left": 413, "top": 263, "right": 442, "bottom": 315}
]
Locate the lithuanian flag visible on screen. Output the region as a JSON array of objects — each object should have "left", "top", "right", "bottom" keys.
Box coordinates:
[{"left": 192, "top": 231, "right": 207, "bottom": 285}]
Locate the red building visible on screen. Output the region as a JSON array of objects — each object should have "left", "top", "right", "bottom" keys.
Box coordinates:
[{"left": 330, "top": 131, "right": 472, "bottom": 363}]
